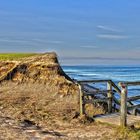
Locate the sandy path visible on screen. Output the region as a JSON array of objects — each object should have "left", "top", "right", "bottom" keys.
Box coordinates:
[{"left": 0, "top": 115, "right": 116, "bottom": 140}]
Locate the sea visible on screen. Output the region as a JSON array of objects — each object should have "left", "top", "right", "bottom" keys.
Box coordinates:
[{"left": 62, "top": 66, "right": 140, "bottom": 99}]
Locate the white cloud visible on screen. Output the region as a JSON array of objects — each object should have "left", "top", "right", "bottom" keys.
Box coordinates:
[
  {"left": 80, "top": 45, "right": 97, "bottom": 48},
  {"left": 97, "top": 25, "right": 121, "bottom": 32},
  {"left": 29, "top": 39, "right": 63, "bottom": 44},
  {"left": 0, "top": 39, "right": 29, "bottom": 43},
  {"left": 97, "top": 34, "right": 128, "bottom": 40},
  {"left": 45, "top": 40, "right": 63, "bottom": 44},
  {"left": 31, "top": 39, "right": 63, "bottom": 44},
  {"left": 0, "top": 38, "right": 63, "bottom": 45}
]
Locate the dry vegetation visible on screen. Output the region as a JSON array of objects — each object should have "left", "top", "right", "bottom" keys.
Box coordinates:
[
  {"left": 0, "top": 53, "right": 140, "bottom": 139},
  {"left": 0, "top": 82, "right": 79, "bottom": 125}
]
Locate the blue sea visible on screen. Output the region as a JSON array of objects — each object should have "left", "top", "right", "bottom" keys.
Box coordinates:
[{"left": 62, "top": 66, "right": 140, "bottom": 98}]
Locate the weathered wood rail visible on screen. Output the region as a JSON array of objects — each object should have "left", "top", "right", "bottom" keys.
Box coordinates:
[
  {"left": 77, "top": 80, "right": 140, "bottom": 127},
  {"left": 119, "top": 82, "right": 140, "bottom": 127}
]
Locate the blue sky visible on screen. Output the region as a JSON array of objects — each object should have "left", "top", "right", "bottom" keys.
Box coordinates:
[{"left": 0, "top": 0, "right": 140, "bottom": 65}]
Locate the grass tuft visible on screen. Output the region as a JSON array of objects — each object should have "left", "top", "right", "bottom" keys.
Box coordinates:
[
  {"left": 113, "top": 126, "right": 140, "bottom": 140},
  {"left": 0, "top": 53, "right": 37, "bottom": 60}
]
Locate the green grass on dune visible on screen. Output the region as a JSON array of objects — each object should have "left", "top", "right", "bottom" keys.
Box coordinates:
[{"left": 0, "top": 53, "right": 38, "bottom": 60}]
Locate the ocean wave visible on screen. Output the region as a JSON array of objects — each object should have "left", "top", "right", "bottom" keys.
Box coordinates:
[
  {"left": 63, "top": 66, "right": 140, "bottom": 96},
  {"left": 63, "top": 66, "right": 140, "bottom": 81}
]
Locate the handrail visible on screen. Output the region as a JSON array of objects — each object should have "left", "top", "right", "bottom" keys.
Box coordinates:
[
  {"left": 127, "top": 104, "right": 140, "bottom": 110},
  {"left": 119, "top": 81, "right": 140, "bottom": 86},
  {"left": 127, "top": 95, "right": 140, "bottom": 102},
  {"left": 78, "top": 79, "right": 111, "bottom": 83},
  {"left": 78, "top": 79, "right": 121, "bottom": 93},
  {"left": 110, "top": 81, "right": 121, "bottom": 94}
]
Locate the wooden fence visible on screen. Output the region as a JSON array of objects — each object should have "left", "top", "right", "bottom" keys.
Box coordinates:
[{"left": 77, "top": 80, "right": 140, "bottom": 127}]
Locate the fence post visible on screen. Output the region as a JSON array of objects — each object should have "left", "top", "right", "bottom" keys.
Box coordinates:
[
  {"left": 119, "top": 83, "right": 127, "bottom": 127},
  {"left": 78, "top": 84, "right": 84, "bottom": 116},
  {"left": 107, "top": 81, "right": 113, "bottom": 113}
]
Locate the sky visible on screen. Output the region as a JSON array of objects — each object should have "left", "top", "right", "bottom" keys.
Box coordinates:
[{"left": 0, "top": 0, "right": 140, "bottom": 65}]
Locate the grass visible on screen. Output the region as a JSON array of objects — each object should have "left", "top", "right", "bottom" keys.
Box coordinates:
[
  {"left": 113, "top": 126, "right": 140, "bottom": 140},
  {"left": 0, "top": 53, "right": 38, "bottom": 60},
  {"left": 95, "top": 122, "right": 140, "bottom": 140}
]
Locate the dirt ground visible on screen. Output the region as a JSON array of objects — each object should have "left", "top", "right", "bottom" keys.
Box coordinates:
[
  {"left": 0, "top": 82, "right": 118, "bottom": 140},
  {"left": 1, "top": 82, "right": 140, "bottom": 140},
  {"left": 0, "top": 112, "right": 115, "bottom": 140}
]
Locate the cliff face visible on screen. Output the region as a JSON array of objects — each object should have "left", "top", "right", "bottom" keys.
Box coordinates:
[
  {"left": 0, "top": 53, "right": 78, "bottom": 95},
  {"left": 0, "top": 52, "right": 79, "bottom": 130}
]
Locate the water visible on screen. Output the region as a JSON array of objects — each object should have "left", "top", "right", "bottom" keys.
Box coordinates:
[
  {"left": 62, "top": 66, "right": 140, "bottom": 98},
  {"left": 62, "top": 66, "right": 140, "bottom": 82}
]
